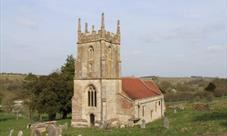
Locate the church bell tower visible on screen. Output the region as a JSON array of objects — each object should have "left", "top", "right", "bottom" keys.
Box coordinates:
[
  {"left": 75, "top": 13, "right": 121, "bottom": 79},
  {"left": 72, "top": 13, "right": 122, "bottom": 127}
]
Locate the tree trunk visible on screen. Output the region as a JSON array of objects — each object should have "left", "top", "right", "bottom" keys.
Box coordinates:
[
  {"left": 48, "top": 113, "right": 56, "bottom": 121},
  {"left": 39, "top": 114, "right": 42, "bottom": 121},
  {"left": 62, "top": 111, "right": 67, "bottom": 119},
  {"left": 16, "top": 112, "right": 19, "bottom": 120},
  {"left": 29, "top": 108, "right": 32, "bottom": 120}
]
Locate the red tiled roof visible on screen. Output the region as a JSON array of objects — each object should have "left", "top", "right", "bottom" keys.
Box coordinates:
[{"left": 121, "top": 77, "right": 162, "bottom": 100}]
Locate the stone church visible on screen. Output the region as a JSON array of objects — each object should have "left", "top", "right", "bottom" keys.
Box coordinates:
[{"left": 72, "top": 13, "right": 165, "bottom": 127}]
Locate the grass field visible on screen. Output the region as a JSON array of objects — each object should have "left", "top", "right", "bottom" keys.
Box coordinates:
[{"left": 0, "top": 97, "right": 227, "bottom": 136}]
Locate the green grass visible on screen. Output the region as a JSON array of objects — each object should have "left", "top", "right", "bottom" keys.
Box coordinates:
[
  {"left": 0, "top": 112, "right": 30, "bottom": 136},
  {"left": 1, "top": 98, "right": 227, "bottom": 136},
  {"left": 63, "top": 100, "right": 227, "bottom": 136}
]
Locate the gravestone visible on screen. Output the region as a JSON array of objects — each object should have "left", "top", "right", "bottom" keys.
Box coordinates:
[
  {"left": 30, "top": 121, "right": 59, "bottom": 136},
  {"left": 120, "top": 124, "right": 125, "bottom": 128},
  {"left": 17, "top": 130, "right": 23, "bottom": 136},
  {"left": 9, "top": 129, "right": 14, "bottom": 136},
  {"left": 174, "top": 109, "right": 177, "bottom": 113},
  {"left": 47, "top": 124, "right": 59, "bottom": 136},
  {"left": 31, "top": 129, "right": 41, "bottom": 136},
  {"left": 140, "top": 119, "right": 146, "bottom": 128},
  {"left": 63, "top": 122, "right": 68, "bottom": 130},
  {"left": 163, "top": 117, "right": 169, "bottom": 129},
  {"left": 101, "top": 121, "right": 109, "bottom": 129},
  {"left": 59, "top": 122, "right": 68, "bottom": 130},
  {"left": 59, "top": 122, "right": 68, "bottom": 136}
]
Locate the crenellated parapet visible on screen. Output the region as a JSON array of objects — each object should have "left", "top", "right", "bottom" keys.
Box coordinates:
[
  {"left": 78, "top": 31, "right": 120, "bottom": 44},
  {"left": 77, "top": 13, "right": 120, "bottom": 44}
]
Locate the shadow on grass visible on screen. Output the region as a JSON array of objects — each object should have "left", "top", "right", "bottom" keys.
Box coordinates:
[
  {"left": 221, "top": 122, "right": 227, "bottom": 128},
  {"left": 33, "top": 116, "right": 72, "bottom": 122},
  {"left": 0, "top": 117, "right": 14, "bottom": 122},
  {"left": 194, "top": 110, "right": 227, "bottom": 127}
]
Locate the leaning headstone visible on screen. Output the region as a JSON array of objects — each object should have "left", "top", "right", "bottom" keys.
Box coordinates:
[
  {"left": 58, "top": 123, "right": 67, "bottom": 136},
  {"left": 163, "top": 117, "right": 169, "bottom": 129},
  {"left": 111, "top": 120, "right": 119, "bottom": 128},
  {"left": 17, "top": 130, "right": 23, "bottom": 136},
  {"left": 27, "top": 123, "right": 31, "bottom": 128},
  {"left": 47, "top": 124, "right": 59, "bottom": 136},
  {"left": 63, "top": 122, "right": 68, "bottom": 130},
  {"left": 140, "top": 119, "right": 146, "bottom": 128},
  {"left": 31, "top": 129, "right": 41, "bottom": 136},
  {"left": 120, "top": 124, "right": 125, "bottom": 128},
  {"left": 9, "top": 129, "right": 14, "bottom": 136},
  {"left": 58, "top": 127, "right": 63, "bottom": 136},
  {"left": 178, "top": 104, "right": 185, "bottom": 110},
  {"left": 101, "top": 121, "right": 109, "bottom": 129}
]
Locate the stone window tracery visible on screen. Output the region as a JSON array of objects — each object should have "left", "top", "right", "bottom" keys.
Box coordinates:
[{"left": 88, "top": 85, "right": 97, "bottom": 107}]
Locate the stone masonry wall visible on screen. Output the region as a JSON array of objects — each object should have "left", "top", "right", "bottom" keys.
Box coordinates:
[{"left": 134, "top": 95, "right": 165, "bottom": 124}]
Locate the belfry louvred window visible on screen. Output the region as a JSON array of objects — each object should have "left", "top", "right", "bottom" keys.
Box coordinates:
[
  {"left": 88, "top": 46, "right": 94, "bottom": 60},
  {"left": 88, "top": 85, "right": 97, "bottom": 107}
]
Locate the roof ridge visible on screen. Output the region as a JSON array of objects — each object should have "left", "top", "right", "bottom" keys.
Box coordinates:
[
  {"left": 147, "top": 80, "right": 161, "bottom": 95},
  {"left": 121, "top": 77, "right": 137, "bottom": 79},
  {"left": 122, "top": 78, "right": 161, "bottom": 100},
  {"left": 141, "top": 80, "right": 160, "bottom": 95},
  {"left": 118, "top": 92, "right": 134, "bottom": 102},
  {"left": 139, "top": 79, "right": 154, "bottom": 93},
  {"left": 147, "top": 80, "right": 161, "bottom": 93}
]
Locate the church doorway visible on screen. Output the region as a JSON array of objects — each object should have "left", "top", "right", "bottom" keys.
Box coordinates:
[{"left": 90, "top": 113, "right": 95, "bottom": 126}]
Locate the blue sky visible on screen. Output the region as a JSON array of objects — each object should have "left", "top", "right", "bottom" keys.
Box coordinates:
[{"left": 1, "top": 0, "right": 227, "bottom": 77}]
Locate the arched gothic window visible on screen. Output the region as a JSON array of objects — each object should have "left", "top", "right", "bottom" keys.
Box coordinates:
[
  {"left": 88, "top": 46, "right": 94, "bottom": 60},
  {"left": 88, "top": 85, "right": 97, "bottom": 107}
]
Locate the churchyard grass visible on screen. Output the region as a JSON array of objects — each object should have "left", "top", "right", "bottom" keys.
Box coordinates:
[
  {"left": 0, "top": 112, "right": 30, "bottom": 136},
  {"left": 0, "top": 97, "right": 227, "bottom": 136}
]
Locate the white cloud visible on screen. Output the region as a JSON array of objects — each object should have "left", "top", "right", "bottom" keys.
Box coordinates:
[
  {"left": 16, "top": 18, "right": 38, "bottom": 29},
  {"left": 207, "top": 45, "right": 226, "bottom": 52},
  {"left": 131, "top": 50, "right": 143, "bottom": 55}
]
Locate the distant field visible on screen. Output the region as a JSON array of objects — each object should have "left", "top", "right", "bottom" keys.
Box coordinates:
[
  {"left": 0, "top": 97, "right": 227, "bottom": 136},
  {"left": 0, "top": 73, "right": 26, "bottom": 91},
  {"left": 0, "top": 74, "right": 27, "bottom": 105},
  {"left": 0, "top": 73, "right": 226, "bottom": 135},
  {"left": 0, "top": 73, "right": 26, "bottom": 80},
  {"left": 141, "top": 76, "right": 214, "bottom": 84}
]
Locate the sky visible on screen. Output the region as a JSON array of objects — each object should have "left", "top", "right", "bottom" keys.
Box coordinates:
[{"left": 1, "top": 0, "right": 227, "bottom": 77}]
